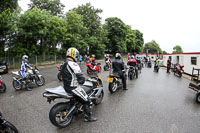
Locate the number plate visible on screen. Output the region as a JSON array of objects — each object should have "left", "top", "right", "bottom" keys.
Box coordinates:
[
  {"left": 0, "top": 70, "right": 3, "bottom": 72},
  {"left": 107, "top": 77, "right": 113, "bottom": 83},
  {"left": 181, "top": 70, "right": 183, "bottom": 73}
]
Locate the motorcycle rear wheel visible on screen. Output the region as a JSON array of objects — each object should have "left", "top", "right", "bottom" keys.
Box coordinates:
[
  {"left": 49, "top": 102, "right": 73, "bottom": 128},
  {"left": 57, "top": 72, "right": 62, "bottom": 81},
  {"left": 12, "top": 80, "right": 22, "bottom": 91},
  {"left": 0, "top": 121, "right": 18, "bottom": 133},
  {"left": 108, "top": 82, "right": 117, "bottom": 93},
  {"left": 0, "top": 82, "right": 6, "bottom": 93}
]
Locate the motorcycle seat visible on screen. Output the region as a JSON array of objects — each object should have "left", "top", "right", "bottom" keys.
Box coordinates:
[{"left": 45, "top": 86, "right": 74, "bottom": 99}]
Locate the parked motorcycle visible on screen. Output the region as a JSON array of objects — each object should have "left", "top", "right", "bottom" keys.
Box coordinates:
[
  {"left": 56, "top": 64, "right": 63, "bottom": 81},
  {"left": 0, "top": 112, "right": 18, "bottom": 133},
  {"left": 154, "top": 64, "right": 159, "bottom": 72},
  {"left": 0, "top": 76, "right": 6, "bottom": 93},
  {"left": 128, "top": 66, "right": 138, "bottom": 79},
  {"left": 86, "top": 63, "right": 102, "bottom": 75},
  {"left": 189, "top": 82, "right": 200, "bottom": 103},
  {"left": 104, "top": 61, "right": 112, "bottom": 71},
  {"left": 107, "top": 69, "right": 127, "bottom": 93},
  {"left": 12, "top": 66, "right": 45, "bottom": 91},
  {"left": 43, "top": 74, "right": 103, "bottom": 128},
  {"left": 173, "top": 64, "right": 184, "bottom": 77}
]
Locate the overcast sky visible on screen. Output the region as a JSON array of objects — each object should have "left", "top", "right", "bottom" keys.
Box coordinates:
[{"left": 18, "top": 0, "right": 200, "bottom": 53}]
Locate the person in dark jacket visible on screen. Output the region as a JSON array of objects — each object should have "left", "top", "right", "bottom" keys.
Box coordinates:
[
  {"left": 61, "top": 47, "right": 97, "bottom": 122},
  {"left": 167, "top": 58, "right": 171, "bottom": 73},
  {"left": 112, "top": 53, "right": 127, "bottom": 90}
]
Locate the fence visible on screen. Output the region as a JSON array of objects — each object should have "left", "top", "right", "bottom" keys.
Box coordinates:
[{"left": 0, "top": 55, "right": 65, "bottom": 69}]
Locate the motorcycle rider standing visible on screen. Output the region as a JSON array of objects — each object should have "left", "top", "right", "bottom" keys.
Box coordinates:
[
  {"left": 112, "top": 53, "right": 127, "bottom": 90},
  {"left": 20, "top": 55, "right": 32, "bottom": 91},
  {"left": 61, "top": 47, "right": 97, "bottom": 122}
]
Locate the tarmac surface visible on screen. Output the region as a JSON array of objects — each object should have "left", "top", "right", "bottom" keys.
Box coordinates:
[{"left": 0, "top": 62, "right": 200, "bottom": 133}]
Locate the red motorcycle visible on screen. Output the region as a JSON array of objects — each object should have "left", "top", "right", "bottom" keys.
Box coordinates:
[
  {"left": 0, "top": 76, "right": 6, "bottom": 93},
  {"left": 173, "top": 64, "right": 184, "bottom": 77},
  {"left": 86, "top": 63, "right": 102, "bottom": 75}
]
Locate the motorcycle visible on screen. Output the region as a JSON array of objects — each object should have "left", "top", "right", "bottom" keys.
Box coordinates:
[
  {"left": 12, "top": 66, "right": 45, "bottom": 91},
  {"left": 173, "top": 64, "right": 184, "bottom": 77},
  {"left": 0, "top": 112, "right": 18, "bottom": 133},
  {"left": 56, "top": 64, "right": 63, "bottom": 81},
  {"left": 189, "top": 82, "right": 200, "bottom": 103},
  {"left": 107, "top": 68, "right": 127, "bottom": 93},
  {"left": 154, "top": 64, "right": 159, "bottom": 72},
  {"left": 86, "top": 63, "right": 102, "bottom": 75},
  {"left": 104, "top": 61, "right": 112, "bottom": 71},
  {"left": 43, "top": 74, "right": 104, "bottom": 128},
  {"left": 0, "top": 76, "right": 6, "bottom": 93},
  {"left": 128, "top": 66, "right": 138, "bottom": 80}
]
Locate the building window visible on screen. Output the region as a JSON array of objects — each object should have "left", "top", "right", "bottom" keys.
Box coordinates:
[{"left": 191, "top": 57, "right": 197, "bottom": 65}]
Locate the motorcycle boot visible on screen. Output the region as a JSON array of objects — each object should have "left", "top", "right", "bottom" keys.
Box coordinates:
[{"left": 84, "top": 103, "right": 97, "bottom": 122}]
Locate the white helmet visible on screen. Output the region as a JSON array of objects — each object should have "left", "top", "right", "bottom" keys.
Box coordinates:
[
  {"left": 66, "top": 47, "right": 79, "bottom": 62},
  {"left": 115, "top": 53, "right": 121, "bottom": 59},
  {"left": 22, "top": 55, "right": 28, "bottom": 62}
]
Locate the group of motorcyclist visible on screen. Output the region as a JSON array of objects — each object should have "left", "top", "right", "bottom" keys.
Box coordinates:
[{"left": 16, "top": 47, "right": 160, "bottom": 123}]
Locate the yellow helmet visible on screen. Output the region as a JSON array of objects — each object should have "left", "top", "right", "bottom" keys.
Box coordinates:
[{"left": 66, "top": 47, "right": 79, "bottom": 61}]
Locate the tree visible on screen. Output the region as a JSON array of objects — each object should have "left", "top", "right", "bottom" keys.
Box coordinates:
[
  {"left": 172, "top": 45, "right": 183, "bottom": 53},
  {"left": 143, "top": 40, "right": 162, "bottom": 54},
  {"left": 163, "top": 51, "right": 168, "bottom": 54},
  {"left": 0, "top": 0, "right": 18, "bottom": 13},
  {"left": 103, "top": 17, "right": 128, "bottom": 54},
  {"left": 28, "top": 0, "right": 65, "bottom": 16},
  {"left": 73, "top": 3, "right": 106, "bottom": 57}
]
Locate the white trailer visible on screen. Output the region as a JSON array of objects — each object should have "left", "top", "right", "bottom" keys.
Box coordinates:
[{"left": 163, "top": 53, "right": 200, "bottom": 75}]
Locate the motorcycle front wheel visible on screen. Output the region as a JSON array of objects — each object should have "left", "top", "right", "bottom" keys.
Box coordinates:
[
  {"left": 0, "top": 82, "right": 6, "bottom": 93},
  {"left": 108, "top": 82, "right": 117, "bottom": 93},
  {"left": 49, "top": 102, "right": 73, "bottom": 128},
  {"left": 12, "top": 80, "right": 22, "bottom": 91},
  {"left": 35, "top": 76, "right": 45, "bottom": 86},
  {"left": 93, "top": 90, "right": 104, "bottom": 105},
  {"left": 0, "top": 121, "right": 18, "bottom": 133}
]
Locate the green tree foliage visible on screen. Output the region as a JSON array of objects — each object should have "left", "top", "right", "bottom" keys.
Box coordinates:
[
  {"left": 0, "top": 0, "right": 18, "bottom": 13},
  {"left": 103, "top": 17, "right": 128, "bottom": 54},
  {"left": 172, "top": 45, "right": 183, "bottom": 53},
  {"left": 29, "top": 0, "right": 65, "bottom": 16},
  {"left": 163, "top": 50, "right": 168, "bottom": 54},
  {"left": 126, "top": 27, "right": 144, "bottom": 54},
  {"left": 143, "top": 40, "right": 162, "bottom": 54},
  {"left": 73, "top": 3, "right": 106, "bottom": 57}
]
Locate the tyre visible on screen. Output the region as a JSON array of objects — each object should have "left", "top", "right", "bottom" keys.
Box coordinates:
[
  {"left": 0, "top": 121, "right": 18, "bottom": 133},
  {"left": 49, "top": 102, "right": 73, "bottom": 128},
  {"left": 12, "top": 80, "right": 22, "bottom": 91},
  {"left": 108, "top": 82, "right": 117, "bottom": 93},
  {"left": 179, "top": 72, "right": 182, "bottom": 78},
  {"left": 35, "top": 76, "right": 45, "bottom": 86},
  {"left": 157, "top": 68, "right": 159, "bottom": 72},
  {"left": 93, "top": 90, "right": 104, "bottom": 105},
  {"left": 104, "top": 65, "right": 108, "bottom": 71},
  {"left": 0, "top": 82, "right": 6, "bottom": 93},
  {"left": 57, "top": 72, "right": 62, "bottom": 81},
  {"left": 196, "top": 93, "right": 200, "bottom": 103},
  {"left": 129, "top": 73, "right": 133, "bottom": 80},
  {"left": 136, "top": 70, "right": 138, "bottom": 78},
  {"left": 87, "top": 68, "right": 92, "bottom": 75}
]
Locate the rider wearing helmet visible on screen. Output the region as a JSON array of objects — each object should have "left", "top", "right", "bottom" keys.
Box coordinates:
[
  {"left": 127, "top": 55, "right": 138, "bottom": 66},
  {"left": 20, "top": 55, "right": 32, "bottom": 91},
  {"left": 61, "top": 47, "right": 97, "bottom": 122},
  {"left": 112, "top": 53, "right": 127, "bottom": 90}
]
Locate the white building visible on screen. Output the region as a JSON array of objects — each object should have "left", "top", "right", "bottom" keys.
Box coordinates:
[{"left": 162, "top": 53, "right": 200, "bottom": 75}]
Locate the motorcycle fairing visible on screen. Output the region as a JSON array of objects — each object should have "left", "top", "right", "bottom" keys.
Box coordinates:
[{"left": 45, "top": 86, "right": 73, "bottom": 98}]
